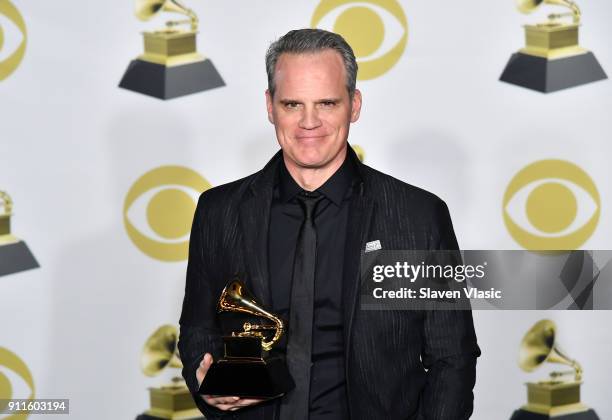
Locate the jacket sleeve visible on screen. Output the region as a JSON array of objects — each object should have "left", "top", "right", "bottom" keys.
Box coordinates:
[
  {"left": 178, "top": 192, "right": 230, "bottom": 419},
  {"left": 419, "top": 199, "right": 481, "bottom": 420}
]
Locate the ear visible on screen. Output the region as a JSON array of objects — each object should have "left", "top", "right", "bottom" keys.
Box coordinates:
[
  {"left": 350, "top": 89, "right": 362, "bottom": 123},
  {"left": 265, "top": 89, "right": 274, "bottom": 124}
]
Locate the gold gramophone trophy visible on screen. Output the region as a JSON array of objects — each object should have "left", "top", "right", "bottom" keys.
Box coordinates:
[
  {"left": 0, "top": 191, "right": 39, "bottom": 277},
  {"left": 119, "top": 0, "right": 224, "bottom": 99},
  {"left": 510, "top": 320, "right": 600, "bottom": 419},
  {"left": 500, "top": 0, "right": 607, "bottom": 92},
  {"left": 137, "top": 325, "right": 204, "bottom": 420},
  {"left": 199, "top": 280, "right": 295, "bottom": 398}
]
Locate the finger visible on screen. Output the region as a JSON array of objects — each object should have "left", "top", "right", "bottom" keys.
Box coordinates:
[
  {"left": 236, "top": 398, "right": 265, "bottom": 406},
  {"left": 215, "top": 403, "right": 241, "bottom": 411},
  {"left": 204, "top": 396, "right": 240, "bottom": 405},
  {"left": 204, "top": 396, "right": 264, "bottom": 411},
  {"left": 196, "top": 353, "right": 214, "bottom": 386},
  {"left": 212, "top": 402, "right": 246, "bottom": 411}
]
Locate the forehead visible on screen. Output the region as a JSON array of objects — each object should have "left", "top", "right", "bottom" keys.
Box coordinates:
[{"left": 273, "top": 50, "right": 347, "bottom": 97}]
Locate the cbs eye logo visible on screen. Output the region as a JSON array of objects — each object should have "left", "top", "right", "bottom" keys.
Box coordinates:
[
  {"left": 311, "top": 0, "right": 408, "bottom": 80},
  {"left": 123, "top": 166, "right": 211, "bottom": 262},
  {"left": 0, "top": 0, "right": 27, "bottom": 82},
  {"left": 503, "top": 160, "right": 600, "bottom": 250},
  {"left": 0, "top": 347, "right": 35, "bottom": 419}
]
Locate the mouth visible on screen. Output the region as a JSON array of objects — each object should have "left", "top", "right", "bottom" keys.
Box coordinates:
[{"left": 295, "top": 134, "right": 328, "bottom": 140}]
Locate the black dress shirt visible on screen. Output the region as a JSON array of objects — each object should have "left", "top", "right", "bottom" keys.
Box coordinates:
[{"left": 268, "top": 150, "right": 358, "bottom": 419}]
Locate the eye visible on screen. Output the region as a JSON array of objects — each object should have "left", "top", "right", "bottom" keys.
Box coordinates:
[
  {"left": 123, "top": 166, "right": 212, "bottom": 262},
  {"left": 503, "top": 160, "right": 600, "bottom": 250},
  {"left": 0, "top": 0, "right": 27, "bottom": 81},
  {"left": 0, "top": 347, "right": 35, "bottom": 417},
  {"left": 311, "top": 0, "right": 408, "bottom": 80},
  {"left": 319, "top": 100, "right": 337, "bottom": 108}
]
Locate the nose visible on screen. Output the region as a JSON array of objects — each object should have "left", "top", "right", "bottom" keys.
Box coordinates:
[{"left": 298, "top": 105, "right": 322, "bottom": 130}]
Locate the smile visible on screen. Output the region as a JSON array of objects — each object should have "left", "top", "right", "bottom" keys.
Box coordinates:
[{"left": 296, "top": 135, "right": 328, "bottom": 140}]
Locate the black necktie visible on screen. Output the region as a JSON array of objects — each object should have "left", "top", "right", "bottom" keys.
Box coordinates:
[{"left": 280, "top": 191, "right": 324, "bottom": 420}]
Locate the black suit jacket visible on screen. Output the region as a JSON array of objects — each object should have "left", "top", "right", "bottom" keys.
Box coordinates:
[{"left": 179, "top": 146, "right": 480, "bottom": 420}]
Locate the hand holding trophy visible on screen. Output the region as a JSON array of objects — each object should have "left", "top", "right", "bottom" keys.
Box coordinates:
[
  {"left": 196, "top": 353, "right": 267, "bottom": 412},
  {"left": 198, "top": 280, "right": 295, "bottom": 399}
]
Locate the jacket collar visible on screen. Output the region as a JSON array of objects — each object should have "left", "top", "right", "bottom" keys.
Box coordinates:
[{"left": 247, "top": 144, "right": 367, "bottom": 198}]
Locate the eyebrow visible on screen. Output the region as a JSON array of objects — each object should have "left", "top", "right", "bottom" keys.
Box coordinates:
[
  {"left": 279, "top": 99, "right": 302, "bottom": 105},
  {"left": 278, "top": 98, "right": 342, "bottom": 105},
  {"left": 316, "top": 98, "right": 341, "bottom": 103}
]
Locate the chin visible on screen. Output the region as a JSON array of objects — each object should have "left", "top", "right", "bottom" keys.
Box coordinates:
[
  {"left": 284, "top": 142, "right": 346, "bottom": 169},
  {"left": 287, "top": 147, "right": 324, "bottom": 166},
  {"left": 295, "top": 156, "right": 328, "bottom": 169}
]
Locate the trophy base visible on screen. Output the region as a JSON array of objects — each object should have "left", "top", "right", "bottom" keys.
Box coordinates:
[
  {"left": 119, "top": 58, "right": 225, "bottom": 100},
  {"left": 198, "top": 356, "right": 295, "bottom": 398},
  {"left": 0, "top": 240, "right": 39, "bottom": 277},
  {"left": 136, "top": 415, "right": 204, "bottom": 420},
  {"left": 510, "top": 408, "right": 600, "bottom": 419},
  {"left": 137, "top": 384, "right": 204, "bottom": 420},
  {"left": 499, "top": 51, "right": 607, "bottom": 93}
]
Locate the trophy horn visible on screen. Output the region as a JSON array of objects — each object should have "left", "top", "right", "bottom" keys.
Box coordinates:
[
  {"left": 517, "top": 0, "right": 544, "bottom": 13},
  {"left": 141, "top": 325, "right": 183, "bottom": 377},
  {"left": 519, "top": 319, "right": 583, "bottom": 381},
  {"left": 135, "top": 0, "right": 198, "bottom": 30},
  {"left": 516, "top": 0, "right": 581, "bottom": 23},
  {"left": 218, "top": 280, "right": 284, "bottom": 351}
]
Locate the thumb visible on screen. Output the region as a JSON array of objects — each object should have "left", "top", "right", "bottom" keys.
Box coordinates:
[{"left": 196, "top": 353, "right": 214, "bottom": 386}]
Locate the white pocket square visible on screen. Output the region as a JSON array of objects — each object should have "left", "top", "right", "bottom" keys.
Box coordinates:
[{"left": 365, "top": 240, "right": 382, "bottom": 252}]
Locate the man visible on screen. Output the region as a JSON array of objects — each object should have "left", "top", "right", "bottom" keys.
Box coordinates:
[{"left": 179, "top": 29, "right": 480, "bottom": 420}]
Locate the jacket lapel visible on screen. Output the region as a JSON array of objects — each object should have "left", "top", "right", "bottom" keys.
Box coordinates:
[
  {"left": 238, "top": 151, "right": 282, "bottom": 307},
  {"left": 342, "top": 185, "right": 375, "bottom": 359}
]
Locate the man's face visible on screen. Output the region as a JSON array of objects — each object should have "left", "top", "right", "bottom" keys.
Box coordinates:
[{"left": 266, "top": 50, "right": 362, "bottom": 171}]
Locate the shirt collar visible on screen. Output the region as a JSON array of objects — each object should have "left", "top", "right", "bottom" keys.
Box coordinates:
[{"left": 278, "top": 147, "right": 357, "bottom": 206}]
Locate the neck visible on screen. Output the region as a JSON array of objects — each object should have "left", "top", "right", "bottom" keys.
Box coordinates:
[{"left": 284, "top": 146, "right": 347, "bottom": 191}]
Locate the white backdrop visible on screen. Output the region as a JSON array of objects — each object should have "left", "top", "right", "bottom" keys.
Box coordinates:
[{"left": 1, "top": 0, "right": 611, "bottom": 418}]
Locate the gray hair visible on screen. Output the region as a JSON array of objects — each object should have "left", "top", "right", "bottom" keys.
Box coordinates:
[{"left": 265, "top": 29, "right": 358, "bottom": 99}]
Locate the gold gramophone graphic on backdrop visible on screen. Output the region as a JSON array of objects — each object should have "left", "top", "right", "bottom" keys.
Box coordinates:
[
  {"left": 510, "top": 320, "right": 600, "bottom": 420},
  {"left": 351, "top": 144, "right": 365, "bottom": 162},
  {"left": 119, "top": 0, "right": 224, "bottom": 100},
  {"left": 500, "top": 0, "right": 607, "bottom": 92},
  {"left": 198, "top": 280, "right": 295, "bottom": 398},
  {"left": 137, "top": 325, "right": 203, "bottom": 420},
  {"left": 0, "top": 191, "right": 39, "bottom": 277}
]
